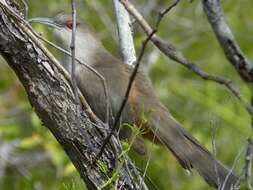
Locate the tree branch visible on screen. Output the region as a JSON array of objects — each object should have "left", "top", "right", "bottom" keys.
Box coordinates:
[
  {"left": 202, "top": 0, "right": 253, "bottom": 83},
  {"left": 245, "top": 139, "right": 253, "bottom": 190},
  {"left": 113, "top": 0, "right": 136, "bottom": 66}
]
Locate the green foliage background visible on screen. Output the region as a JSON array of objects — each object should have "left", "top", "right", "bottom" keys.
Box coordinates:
[{"left": 0, "top": 0, "right": 252, "bottom": 189}]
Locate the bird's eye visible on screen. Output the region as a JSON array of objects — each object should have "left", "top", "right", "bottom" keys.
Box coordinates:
[
  {"left": 65, "top": 20, "right": 73, "bottom": 29},
  {"left": 65, "top": 20, "right": 79, "bottom": 29}
]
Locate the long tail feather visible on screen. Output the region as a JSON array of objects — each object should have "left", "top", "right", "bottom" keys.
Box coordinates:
[{"left": 150, "top": 108, "right": 240, "bottom": 189}]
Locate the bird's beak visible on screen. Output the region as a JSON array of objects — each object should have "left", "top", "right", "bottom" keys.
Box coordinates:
[{"left": 29, "top": 17, "right": 61, "bottom": 30}]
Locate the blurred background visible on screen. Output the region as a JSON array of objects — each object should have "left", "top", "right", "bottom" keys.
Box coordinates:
[{"left": 0, "top": 0, "right": 252, "bottom": 189}]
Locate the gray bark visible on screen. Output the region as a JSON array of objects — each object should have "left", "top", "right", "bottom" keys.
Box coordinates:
[
  {"left": 113, "top": 0, "right": 136, "bottom": 66},
  {"left": 202, "top": 0, "right": 253, "bottom": 83}
]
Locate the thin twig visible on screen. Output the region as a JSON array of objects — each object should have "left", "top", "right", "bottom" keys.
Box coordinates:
[
  {"left": 70, "top": 1, "right": 92, "bottom": 145},
  {"left": 135, "top": 166, "right": 160, "bottom": 190},
  {"left": 211, "top": 123, "right": 221, "bottom": 188},
  {"left": 245, "top": 139, "right": 253, "bottom": 190},
  {"left": 220, "top": 146, "right": 244, "bottom": 190},
  {"left": 124, "top": 157, "right": 150, "bottom": 190},
  {"left": 139, "top": 124, "right": 159, "bottom": 189},
  {"left": 94, "top": 30, "right": 157, "bottom": 162},
  {"left": 156, "top": 0, "right": 181, "bottom": 28},
  {"left": 70, "top": 1, "right": 78, "bottom": 104}
]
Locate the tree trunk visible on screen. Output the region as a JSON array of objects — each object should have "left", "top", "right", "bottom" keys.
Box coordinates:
[{"left": 0, "top": 0, "right": 147, "bottom": 189}]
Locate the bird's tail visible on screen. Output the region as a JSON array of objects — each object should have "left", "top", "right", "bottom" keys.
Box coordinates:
[{"left": 150, "top": 108, "right": 240, "bottom": 189}]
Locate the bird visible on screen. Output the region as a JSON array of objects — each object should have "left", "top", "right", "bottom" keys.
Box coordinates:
[{"left": 29, "top": 13, "right": 240, "bottom": 189}]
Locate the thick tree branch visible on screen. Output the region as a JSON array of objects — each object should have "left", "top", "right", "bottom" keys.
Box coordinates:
[
  {"left": 0, "top": 0, "right": 147, "bottom": 189},
  {"left": 202, "top": 0, "right": 253, "bottom": 83},
  {"left": 113, "top": 0, "right": 136, "bottom": 66}
]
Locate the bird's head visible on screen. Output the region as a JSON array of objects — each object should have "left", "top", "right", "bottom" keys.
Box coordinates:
[{"left": 29, "top": 13, "right": 104, "bottom": 65}]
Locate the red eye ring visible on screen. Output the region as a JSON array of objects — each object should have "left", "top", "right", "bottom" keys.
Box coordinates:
[
  {"left": 65, "top": 20, "right": 80, "bottom": 29},
  {"left": 65, "top": 20, "right": 73, "bottom": 29}
]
